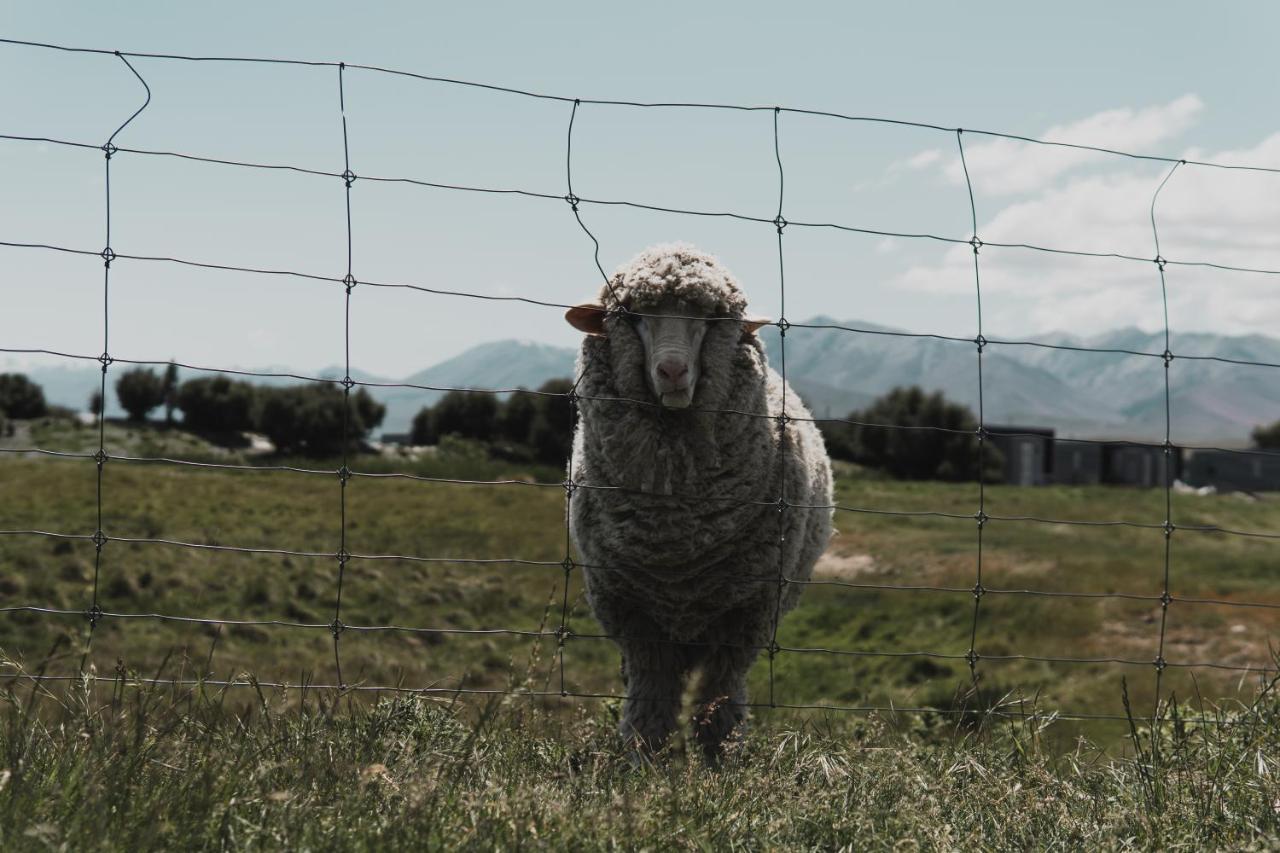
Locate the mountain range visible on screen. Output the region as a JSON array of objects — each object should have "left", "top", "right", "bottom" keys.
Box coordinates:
[{"left": 10, "top": 320, "right": 1280, "bottom": 444}]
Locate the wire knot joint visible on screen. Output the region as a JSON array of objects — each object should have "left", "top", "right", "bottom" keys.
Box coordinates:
[
  {"left": 341, "top": 169, "right": 356, "bottom": 188},
  {"left": 773, "top": 214, "right": 788, "bottom": 233}
]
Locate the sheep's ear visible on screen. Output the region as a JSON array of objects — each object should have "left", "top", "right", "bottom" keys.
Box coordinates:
[
  {"left": 566, "top": 302, "right": 608, "bottom": 336},
  {"left": 741, "top": 315, "right": 772, "bottom": 340}
]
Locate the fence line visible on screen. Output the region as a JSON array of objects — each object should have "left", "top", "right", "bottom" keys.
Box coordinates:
[{"left": 2, "top": 36, "right": 1279, "bottom": 727}]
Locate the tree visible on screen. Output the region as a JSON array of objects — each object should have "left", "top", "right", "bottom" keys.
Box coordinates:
[
  {"left": 255, "top": 384, "right": 385, "bottom": 457},
  {"left": 1252, "top": 420, "right": 1280, "bottom": 449},
  {"left": 161, "top": 362, "right": 179, "bottom": 425},
  {"left": 821, "top": 386, "right": 1001, "bottom": 482},
  {"left": 88, "top": 390, "right": 103, "bottom": 417},
  {"left": 431, "top": 390, "right": 499, "bottom": 442},
  {"left": 114, "top": 368, "right": 166, "bottom": 422},
  {"left": 176, "top": 376, "right": 257, "bottom": 433},
  {"left": 498, "top": 390, "right": 538, "bottom": 443},
  {"left": 528, "top": 378, "right": 575, "bottom": 466},
  {"left": 0, "top": 373, "right": 48, "bottom": 419},
  {"left": 410, "top": 406, "right": 437, "bottom": 445}
]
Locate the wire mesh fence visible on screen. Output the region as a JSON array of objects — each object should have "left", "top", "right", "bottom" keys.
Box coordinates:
[{"left": 2, "top": 36, "right": 1280, "bottom": 728}]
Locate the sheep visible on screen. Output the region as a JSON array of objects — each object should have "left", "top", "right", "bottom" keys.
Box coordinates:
[{"left": 564, "top": 243, "right": 834, "bottom": 760}]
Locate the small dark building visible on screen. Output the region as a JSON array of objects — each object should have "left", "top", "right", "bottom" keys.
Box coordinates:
[
  {"left": 1184, "top": 448, "right": 1280, "bottom": 492},
  {"left": 1053, "top": 441, "right": 1103, "bottom": 485},
  {"left": 1102, "top": 444, "right": 1181, "bottom": 488},
  {"left": 987, "top": 426, "right": 1055, "bottom": 486}
]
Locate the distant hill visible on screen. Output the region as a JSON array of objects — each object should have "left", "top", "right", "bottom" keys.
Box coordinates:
[{"left": 7, "top": 323, "right": 1280, "bottom": 443}]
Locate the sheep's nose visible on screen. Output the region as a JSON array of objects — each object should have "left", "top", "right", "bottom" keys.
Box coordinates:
[{"left": 656, "top": 358, "right": 689, "bottom": 385}]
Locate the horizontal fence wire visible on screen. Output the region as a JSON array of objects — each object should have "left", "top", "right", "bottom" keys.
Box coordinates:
[{"left": 2, "top": 36, "right": 1280, "bottom": 727}]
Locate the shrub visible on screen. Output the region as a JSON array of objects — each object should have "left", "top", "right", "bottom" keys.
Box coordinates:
[
  {"left": 410, "top": 406, "right": 437, "bottom": 445},
  {"left": 161, "top": 362, "right": 179, "bottom": 425},
  {"left": 256, "top": 384, "right": 385, "bottom": 457},
  {"left": 498, "top": 390, "right": 538, "bottom": 443},
  {"left": 821, "top": 386, "right": 1001, "bottom": 482},
  {"left": 115, "top": 368, "right": 166, "bottom": 422},
  {"left": 1252, "top": 420, "right": 1280, "bottom": 449},
  {"left": 528, "top": 378, "right": 574, "bottom": 466},
  {"left": 0, "top": 373, "right": 48, "bottom": 419},
  {"left": 176, "top": 376, "right": 258, "bottom": 433},
  {"left": 432, "top": 390, "right": 499, "bottom": 442}
]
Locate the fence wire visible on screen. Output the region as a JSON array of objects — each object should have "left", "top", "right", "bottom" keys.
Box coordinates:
[{"left": 2, "top": 36, "right": 1280, "bottom": 728}]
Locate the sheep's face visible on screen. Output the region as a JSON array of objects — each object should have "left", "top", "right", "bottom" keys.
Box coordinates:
[
  {"left": 628, "top": 299, "right": 710, "bottom": 410},
  {"left": 566, "top": 292, "right": 770, "bottom": 410}
]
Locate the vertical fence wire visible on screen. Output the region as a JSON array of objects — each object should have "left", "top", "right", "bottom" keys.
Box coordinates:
[
  {"left": 331, "top": 62, "right": 357, "bottom": 687},
  {"left": 956, "top": 130, "right": 988, "bottom": 692},
  {"left": 766, "top": 107, "right": 790, "bottom": 707},
  {"left": 82, "top": 53, "right": 152, "bottom": 671},
  {"left": 1150, "top": 160, "right": 1184, "bottom": 727}
]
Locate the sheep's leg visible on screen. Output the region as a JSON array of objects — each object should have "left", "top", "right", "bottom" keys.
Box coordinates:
[
  {"left": 690, "top": 638, "right": 757, "bottom": 762},
  {"left": 618, "top": 636, "right": 686, "bottom": 756}
]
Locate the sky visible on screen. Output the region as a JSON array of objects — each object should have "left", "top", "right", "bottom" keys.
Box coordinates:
[{"left": 2, "top": 1, "right": 1279, "bottom": 380}]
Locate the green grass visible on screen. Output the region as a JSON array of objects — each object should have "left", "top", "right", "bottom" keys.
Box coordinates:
[
  {"left": 2, "top": 424, "right": 1280, "bottom": 752},
  {"left": 1, "top": 672, "right": 1278, "bottom": 850}
]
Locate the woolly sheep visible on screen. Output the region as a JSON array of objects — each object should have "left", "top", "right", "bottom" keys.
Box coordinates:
[{"left": 564, "top": 243, "right": 834, "bottom": 759}]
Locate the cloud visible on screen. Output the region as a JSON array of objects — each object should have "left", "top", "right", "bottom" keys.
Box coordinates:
[
  {"left": 899, "top": 95, "right": 1205, "bottom": 195},
  {"left": 895, "top": 127, "right": 1280, "bottom": 339}
]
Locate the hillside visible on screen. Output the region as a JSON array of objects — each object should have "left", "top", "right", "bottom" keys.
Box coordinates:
[{"left": 8, "top": 322, "right": 1280, "bottom": 442}]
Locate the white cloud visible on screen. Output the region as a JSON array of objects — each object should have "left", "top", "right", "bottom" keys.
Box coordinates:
[
  {"left": 895, "top": 128, "right": 1280, "bottom": 339},
  {"left": 899, "top": 95, "right": 1206, "bottom": 195}
]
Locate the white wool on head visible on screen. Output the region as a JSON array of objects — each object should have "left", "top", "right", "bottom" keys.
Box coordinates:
[{"left": 598, "top": 243, "right": 748, "bottom": 317}]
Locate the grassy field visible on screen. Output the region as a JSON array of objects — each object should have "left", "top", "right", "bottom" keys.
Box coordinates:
[
  {"left": 1, "top": 674, "right": 1278, "bottom": 850},
  {"left": 3, "top": 417, "right": 1280, "bottom": 753}
]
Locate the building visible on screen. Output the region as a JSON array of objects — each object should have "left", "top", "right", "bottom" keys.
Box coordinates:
[
  {"left": 986, "top": 426, "right": 1055, "bottom": 486},
  {"left": 1184, "top": 448, "right": 1280, "bottom": 492},
  {"left": 1101, "top": 443, "right": 1180, "bottom": 488},
  {"left": 1053, "top": 441, "right": 1104, "bottom": 485}
]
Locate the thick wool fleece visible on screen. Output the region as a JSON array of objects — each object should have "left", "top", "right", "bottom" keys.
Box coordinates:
[{"left": 568, "top": 244, "right": 834, "bottom": 754}]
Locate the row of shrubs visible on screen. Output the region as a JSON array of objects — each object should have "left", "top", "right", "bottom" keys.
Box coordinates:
[
  {"left": 409, "top": 379, "right": 574, "bottom": 466},
  {"left": 0, "top": 369, "right": 385, "bottom": 457}
]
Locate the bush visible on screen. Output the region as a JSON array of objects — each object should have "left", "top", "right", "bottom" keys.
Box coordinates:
[
  {"left": 407, "top": 378, "right": 575, "bottom": 465},
  {"left": 1253, "top": 420, "right": 1280, "bottom": 449},
  {"left": 0, "top": 373, "right": 48, "bottom": 419},
  {"left": 256, "top": 384, "right": 385, "bottom": 457},
  {"left": 528, "top": 378, "right": 574, "bottom": 466},
  {"left": 432, "top": 390, "right": 499, "bottom": 442},
  {"left": 410, "top": 406, "right": 437, "bottom": 445},
  {"left": 176, "top": 376, "right": 258, "bottom": 433},
  {"left": 821, "top": 386, "right": 1001, "bottom": 482},
  {"left": 115, "top": 368, "right": 166, "bottom": 422},
  {"left": 498, "top": 391, "right": 538, "bottom": 443},
  {"left": 161, "top": 362, "right": 179, "bottom": 425}
]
